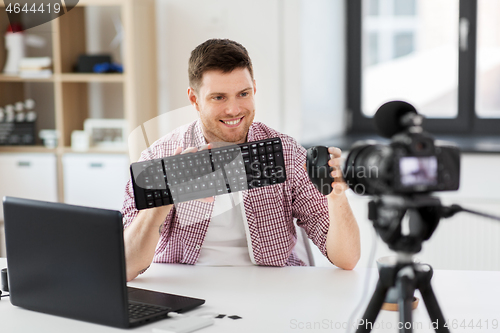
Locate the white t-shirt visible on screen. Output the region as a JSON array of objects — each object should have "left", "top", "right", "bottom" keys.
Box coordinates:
[{"left": 196, "top": 192, "right": 255, "bottom": 266}]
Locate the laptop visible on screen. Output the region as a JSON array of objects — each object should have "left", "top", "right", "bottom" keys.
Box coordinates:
[{"left": 2, "top": 196, "right": 205, "bottom": 328}]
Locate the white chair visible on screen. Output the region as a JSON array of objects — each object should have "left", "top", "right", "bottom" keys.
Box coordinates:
[{"left": 295, "top": 223, "right": 316, "bottom": 266}]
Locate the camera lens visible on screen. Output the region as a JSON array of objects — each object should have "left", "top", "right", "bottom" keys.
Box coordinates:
[{"left": 344, "top": 142, "right": 392, "bottom": 196}]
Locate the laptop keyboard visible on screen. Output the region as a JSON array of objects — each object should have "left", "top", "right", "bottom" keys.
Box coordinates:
[
  {"left": 130, "top": 137, "right": 287, "bottom": 210},
  {"left": 128, "top": 302, "right": 170, "bottom": 320}
]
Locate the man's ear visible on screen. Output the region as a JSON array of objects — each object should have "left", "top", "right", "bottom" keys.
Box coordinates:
[
  {"left": 187, "top": 87, "right": 200, "bottom": 112},
  {"left": 253, "top": 79, "right": 257, "bottom": 95}
]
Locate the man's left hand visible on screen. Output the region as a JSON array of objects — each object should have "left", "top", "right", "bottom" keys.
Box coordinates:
[{"left": 326, "top": 147, "right": 349, "bottom": 198}]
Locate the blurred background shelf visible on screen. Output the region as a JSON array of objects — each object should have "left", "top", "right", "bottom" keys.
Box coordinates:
[
  {"left": 0, "top": 0, "right": 157, "bottom": 230},
  {"left": 0, "top": 73, "right": 125, "bottom": 82},
  {"left": 0, "top": 145, "right": 56, "bottom": 153},
  {"left": 60, "top": 147, "right": 128, "bottom": 154},
  {"left": 0, "top": 74, "right": 54, "bottom": 82},
  {"left": 59, "top": 73, "right": 125, "bottom": 82}
]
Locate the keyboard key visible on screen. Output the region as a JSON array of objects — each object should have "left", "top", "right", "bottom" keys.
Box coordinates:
[{"left": 274, "top": 152, "right": 284, "bottom": 166}]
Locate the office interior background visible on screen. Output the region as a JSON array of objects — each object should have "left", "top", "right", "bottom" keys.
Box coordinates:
[{"left": 0, "top": 0, "right": 499, "bottom": 271}]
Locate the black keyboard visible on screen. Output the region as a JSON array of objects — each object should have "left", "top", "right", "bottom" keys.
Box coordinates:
[
  {"left": 128, "top": 302, "right": 170, "bottom": 320},
  {"left": 130, "top": 137, "right": 286, "bottom": 210}
]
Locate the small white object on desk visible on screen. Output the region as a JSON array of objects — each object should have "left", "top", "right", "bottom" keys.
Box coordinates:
[
  {"left": 84, "top": 118, "right": 128, "bottom": 150},
  {"left": 71, "top": 130, "right": 90, "bottom": 152},
  {"left": 19, "top": 57, "right": 52, "bottom": 78},
  {"left": 39, "top": 129, "right": 59, "bottom": 149},
  {"left": 3, "top": 26, "right": 25, "bottom": 75},
  {"left": 24, "top": 99, "right": 35, "bottom": 110},
  {"left": 19, "top": 69, "right": 52, "bottom": 79},
  {"left": 14, "top": 102, "right": 25, "bottom": 122},
  {"left": 24, "top": 99, "right": 37, "bottom": 122},
  {"left": 4, "top": 105, "right": 15, "bottom": 123},
  {"left": 152, "top": 316, "right": 214, "bottom": 333}
]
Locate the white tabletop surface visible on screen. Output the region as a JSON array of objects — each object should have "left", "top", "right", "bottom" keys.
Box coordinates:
[{"left": 0, "top": 257, "right": 499, "bottom": 333}]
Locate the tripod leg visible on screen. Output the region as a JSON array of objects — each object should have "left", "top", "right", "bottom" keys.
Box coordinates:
[
  {"left": 355, "top": 278, "right": 390, "bottom": 333},
  {"left": 416, "top": 266, "right": 450, "bottom": 333},
  {"left": 396, "top": 267, "right": 417, "bottom": 333}
]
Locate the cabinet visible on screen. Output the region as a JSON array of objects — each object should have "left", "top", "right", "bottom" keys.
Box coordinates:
[
  {"left": 0, "top": 153, "right": 58, "bottom": 217},
  {"left": 62, "top": 154, "right": 129, "bottom": 210},
  {"left": 0, "top": 1, "right": 157, "bottom": 212}
]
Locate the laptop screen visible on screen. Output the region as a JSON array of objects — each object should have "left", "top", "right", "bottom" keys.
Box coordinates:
[{"left": 3, "top": 197, "right": 130, "bottom": 328}]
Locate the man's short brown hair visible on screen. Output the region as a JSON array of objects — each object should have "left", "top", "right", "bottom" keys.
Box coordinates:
[{"left": 188, "top": 39, "right": 254, "bottom": 92}]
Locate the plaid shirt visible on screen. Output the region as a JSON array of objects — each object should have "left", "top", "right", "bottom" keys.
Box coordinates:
[{"left": 122, "top": 120, "right": 330, "bottom": 266}]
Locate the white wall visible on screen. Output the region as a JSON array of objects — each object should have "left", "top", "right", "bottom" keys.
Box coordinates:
[
  {"left": 300, "top": 0, "right": 346, "bottom": 143},
  {"left": 155, "top": 0, "right": 346, "bottom": 142}
]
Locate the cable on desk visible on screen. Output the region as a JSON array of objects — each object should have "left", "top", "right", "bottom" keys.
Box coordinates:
[{"left": 346, "top": 226, "right": 379, "bottom": 333}]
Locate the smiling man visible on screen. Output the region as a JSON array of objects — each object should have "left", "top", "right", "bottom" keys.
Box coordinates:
[{"left": 121, "top": 39, "right": 360, "bottom": 281}]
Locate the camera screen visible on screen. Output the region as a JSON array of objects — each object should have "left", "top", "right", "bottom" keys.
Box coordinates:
[{"left": 399, "top": 156, "right": 438, "bottom": 187}]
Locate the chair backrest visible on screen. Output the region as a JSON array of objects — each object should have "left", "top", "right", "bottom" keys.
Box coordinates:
[{"left": 294, "top": 223, "right": 315, "bottom": 266}]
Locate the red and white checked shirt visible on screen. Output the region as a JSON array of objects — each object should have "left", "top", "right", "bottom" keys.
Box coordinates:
[{"left": 121, "top": 120, "right": 330, "bottom": 266}]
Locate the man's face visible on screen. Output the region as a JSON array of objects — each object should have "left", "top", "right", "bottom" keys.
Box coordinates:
[{"left": 188, "top": 68, "right": 256, "bottom": 144}]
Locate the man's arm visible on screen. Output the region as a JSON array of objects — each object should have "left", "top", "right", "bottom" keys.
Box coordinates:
[
  {"left": 325, "top": 192, "right": 360, "bottom": 270},
  {"left": 123, "top": 205, "right": 173, "bottom": 281},
  {"left": 122, "top": 145, "right": 213, "bottom": 281},
  {"left": 121, "top": 145, "right": 184, "bottom": 281},
  {"left": 325, "top": 147, "right": 360, "bottom": 270}
]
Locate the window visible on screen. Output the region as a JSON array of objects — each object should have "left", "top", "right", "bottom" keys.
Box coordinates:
[
  {"left": 394, "top": 0, "right": 417, "bottom": 16},
  {"left": 347, "top": 0, "right": 500, "bottom": 135},
  {"left": 475, "top": 0, "right": 500, "bottom": 119}
]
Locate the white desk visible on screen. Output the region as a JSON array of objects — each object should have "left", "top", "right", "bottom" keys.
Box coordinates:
[{"left": 0, "top": 257, "right": 499, "bottom": 333}]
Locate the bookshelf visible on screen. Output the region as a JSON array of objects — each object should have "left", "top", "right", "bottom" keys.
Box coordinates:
[{"left": 0, "top": 0, "right": 158, "bottom": 202}]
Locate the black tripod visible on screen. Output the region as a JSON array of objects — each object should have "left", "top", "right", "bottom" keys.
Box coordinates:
[
  {"left": 354, "top": 194, "right": 500, "bottom": 333},
  {"left": 356, "top": 256, "right": 448, "bottom": 333}
]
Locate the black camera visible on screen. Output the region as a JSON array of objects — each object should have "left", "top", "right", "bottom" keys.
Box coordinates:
[{"left": 344, "top": 101, "right": 460, "bottom": 196}]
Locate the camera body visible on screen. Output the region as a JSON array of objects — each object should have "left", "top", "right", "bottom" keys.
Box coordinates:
[{"left": 344, "top": 119, "right": 460, "bottom": 196}]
